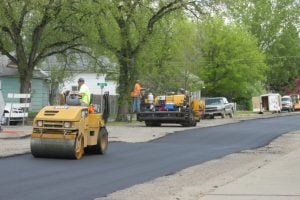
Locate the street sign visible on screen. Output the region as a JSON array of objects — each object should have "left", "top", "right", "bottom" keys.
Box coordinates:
[{"left": 97, "top": 82, "right": 108, "bottom": 88}]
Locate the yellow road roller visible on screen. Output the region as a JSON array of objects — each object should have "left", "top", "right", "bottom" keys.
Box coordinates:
[{"left": 31, "top": 93, "right": 109, "bottom": 160}]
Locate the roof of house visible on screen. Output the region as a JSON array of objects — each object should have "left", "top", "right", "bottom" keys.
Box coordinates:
[{"left": 0, "top": 55, "right": 48, "bottom": 79}]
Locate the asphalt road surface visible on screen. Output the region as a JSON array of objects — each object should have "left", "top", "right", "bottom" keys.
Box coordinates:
[{"left": 1, "top": 115, "right": 300, "bottom": 200}]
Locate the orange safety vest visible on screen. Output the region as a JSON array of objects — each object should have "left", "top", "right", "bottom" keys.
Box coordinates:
[{"left": 130, "top": 83, "right": 141, "bottom": 97}]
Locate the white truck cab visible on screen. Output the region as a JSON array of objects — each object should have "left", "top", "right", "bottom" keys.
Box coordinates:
[{"left": 281, "top": 95, "right": 294, "bottom": 112}]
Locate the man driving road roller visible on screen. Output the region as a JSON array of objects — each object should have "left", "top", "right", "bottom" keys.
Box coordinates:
[
  {"left": 30, "top": 78, "right": 109, "bottom": 160},
  {"left": 78, "top": 78, "right": 91, "bottom": 106}
]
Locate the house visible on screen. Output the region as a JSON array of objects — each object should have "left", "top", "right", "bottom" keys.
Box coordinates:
[
  {"left": 40, "top": 54, "right": 118, "bottom": 96},
  {"left": 60, "top": 72, "right": 118, "bottom": 96},
  {"left": 0, "top": 56, "right": 49, "bottom": 112}
]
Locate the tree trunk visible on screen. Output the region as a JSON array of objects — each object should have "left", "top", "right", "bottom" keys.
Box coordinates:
[
  {"left": 18, "top": 62, "right": 33, "bottom": 103},
  {"left": 20, "top": 77, "right": 31, "bottom": 94},
  {"left": 115, "top": 52, "right": 137, "bottom": 121}
]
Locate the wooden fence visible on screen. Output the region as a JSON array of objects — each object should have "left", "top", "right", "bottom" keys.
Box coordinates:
[{"left": 92, "top": 95, "right": 118, "bottom": 117}]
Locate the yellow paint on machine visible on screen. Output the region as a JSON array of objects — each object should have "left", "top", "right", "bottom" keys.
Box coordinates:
[
  {"left": 31, "top": 132, "right": 77, "bottom": 140},
  {"left": 31, "top": 105, "right": 108, "bottom": 160}
]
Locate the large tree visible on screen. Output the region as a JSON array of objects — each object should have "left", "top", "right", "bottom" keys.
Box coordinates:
[
  {"left": 83, "top": 0, "right": 205, "bottom": 121},
  {"left": 223, "top": 0, "right": 300, "bottom": 93},
  {"left": 0, "top": 0, "right": 83, "bottom": 95},
  {"left": 198, "top": 19, "right": 267, "bottom": 108},
  {"left": 137, "top": 18, "right": 202, "bottom": 94},
  {"left": 267, "top": 22, "right": 300, "bottom": 92}
]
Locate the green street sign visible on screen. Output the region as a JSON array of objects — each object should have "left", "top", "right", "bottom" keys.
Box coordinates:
[{"left": 97, "top": 82, "right": 108, "bottom": 88}]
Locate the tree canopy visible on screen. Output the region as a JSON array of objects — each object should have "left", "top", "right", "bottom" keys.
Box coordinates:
[
  {"left": 197, "top": 19, "right": 267, "bottom": 107},
  {"left": 0, "top": 0, "right": 84, "bottom": 95},
  {"left": 0, "top": 0, "right": 299, "bottom": 118},
  {"left": 223, "top": 0, "right": 300, "bottom": 93}
]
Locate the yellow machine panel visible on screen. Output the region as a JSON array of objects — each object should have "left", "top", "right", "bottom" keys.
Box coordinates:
[
  {"left": 191, "top": 99, "right": 205, "bottom": 121},
  {"left": 35, "top": 106, "right": 83, "bottom": 121},
  {"left": 31, "top": 105, "right": 108, "bottom": 160},
  {"left": 291, "top": 94, "right": 300, "bottom": 110},
  {"left": 166, "top": 95, "right": 185, "bottom": 105}
]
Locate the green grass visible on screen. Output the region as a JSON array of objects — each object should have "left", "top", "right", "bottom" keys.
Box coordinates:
[
  {"left": 28, "top": 112, "right": 38, "bottom": 119},
  {"left": 235, "top": 111, "right": 256, "bottom": 115}
]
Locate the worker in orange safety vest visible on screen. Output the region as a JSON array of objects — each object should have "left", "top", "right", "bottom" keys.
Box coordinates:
[{"left": 131, "top": 80, "right": 142, "bottom": 113}]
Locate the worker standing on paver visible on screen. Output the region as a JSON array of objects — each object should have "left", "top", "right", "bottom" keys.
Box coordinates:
[
  {"left": 131, "top": 80, "right": 142, "bottom": 113},
  {"left": 78, "top": 78, "right": 91, "bottom": 106}
]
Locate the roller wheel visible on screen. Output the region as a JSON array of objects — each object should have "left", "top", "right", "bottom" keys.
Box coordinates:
[
  {"left": 94, "top": 127, "right": 108, "bottom": 154},
  {"left": 74, "top": 134, "right": 84, "bottom": 160}
]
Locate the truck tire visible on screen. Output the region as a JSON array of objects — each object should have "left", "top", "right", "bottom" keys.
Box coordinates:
[
  {"left": 221, "top": 111, "right": 225, "bottom": 119},
  {"left": 181, "top": 122, "right": 190, "bottom": 127},
  {"left": 190, "top": 121, "right": 197, "bottom": 127},
  {"left": 181, "top": 120, "right": 197, "bottom": 127},
  {"left": 229, "top": 109, "right": 234, "bottom": 118},
  {"left": 145, "top": 121, "right": 152, "bottom": 127},
  {"left": 145, "top": 121, "right": 161, "bottom": 127}
]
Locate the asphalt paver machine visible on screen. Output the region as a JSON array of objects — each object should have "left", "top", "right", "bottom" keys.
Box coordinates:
[{"left": 137, "top": 90, "right": 205, "bottom": 127}]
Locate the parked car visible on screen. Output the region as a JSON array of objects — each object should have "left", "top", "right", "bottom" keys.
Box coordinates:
[
  {"left": 204, "top": 97, "right": 234, "bottom": 119},
  {"left": 1, "top": 105, "right": 25, "bottom": 125},
  {"left": 281, "top": 96, "right": 294, "bottom": 112}
]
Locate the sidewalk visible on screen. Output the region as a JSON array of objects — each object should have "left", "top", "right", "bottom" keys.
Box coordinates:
[
  {"left": 202, "top": 148, "right": 300, "bottom": 200},
  {"left": 0, "top": 126, "right": 32, "bottom": 139}
]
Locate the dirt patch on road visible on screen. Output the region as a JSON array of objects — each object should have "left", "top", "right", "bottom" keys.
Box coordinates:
[{"left": 96, "top": 131, "right": 300, "bottom": 200}]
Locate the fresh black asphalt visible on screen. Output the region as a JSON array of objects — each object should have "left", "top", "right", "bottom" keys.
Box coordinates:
[{"left": 1, "top": 115, "right": 300, "bottom": 200}]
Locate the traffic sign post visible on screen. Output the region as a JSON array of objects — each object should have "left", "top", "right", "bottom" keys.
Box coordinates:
[
  {"left": 97, "top": 82, "right": 108, "bottom": 112},
  {"left": 97, "top": 82, "right": 107, "bottom": 89}
]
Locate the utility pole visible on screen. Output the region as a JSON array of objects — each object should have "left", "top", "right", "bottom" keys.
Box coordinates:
[
  {"left": 0, "top": 81, "right": 5, "bottom": 131},
  {"left": 97, "top": 82, "right": 108, "bottom": 112}
]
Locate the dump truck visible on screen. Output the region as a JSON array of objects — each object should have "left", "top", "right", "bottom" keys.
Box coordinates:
[
  {"left": 30, "top": 93, "right": 109, "bottom": 160},
  {"left": 137, "top": 90, "right": 205, "bottom": 127}
]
